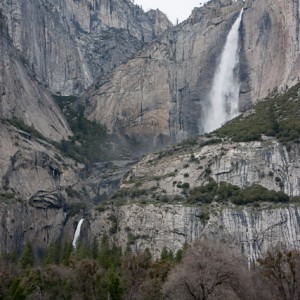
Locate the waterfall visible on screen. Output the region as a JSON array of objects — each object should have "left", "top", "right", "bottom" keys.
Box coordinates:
[
  {"left": 72, "top": 218, "right": 84, "bottom": 249},
  {"left": 203, "top": 9, "right": 243, "bottom": 133}
]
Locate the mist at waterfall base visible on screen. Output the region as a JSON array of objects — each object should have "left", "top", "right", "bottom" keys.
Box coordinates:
[
  {"left": 72, "top": 218, "right": 84, "bottom": 249},
  {"left": 203, "top": 10, "right": 243, "bottom": 133}
]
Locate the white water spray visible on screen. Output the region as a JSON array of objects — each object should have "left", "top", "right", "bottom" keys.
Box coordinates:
[
  {"left": 204, "top": 9, "right": 243, "bottom": 133},
  {"left": 72, "top": 218, "right": 84, "bottom": 249}
]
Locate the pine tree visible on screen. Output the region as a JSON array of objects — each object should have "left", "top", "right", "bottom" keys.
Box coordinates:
[
  {"left": 61, "top": 241, "right": 73, "bottom": 266},
  {"left": 20, "top": 243, "right": 34, "bottom": 269},
  {"left": 160, "top": 247, "right": 174, "bottom": 262},
  {"left": 43, "top": 241, "right": 60, "bottom": 265},
  {"left": 90, "top": 237, "right": 99, "bottom": 260},
  {"left": 106, "top": 268, "right": 123, "bottom": 300}
]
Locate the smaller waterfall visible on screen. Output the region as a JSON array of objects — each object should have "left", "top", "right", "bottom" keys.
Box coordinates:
[
  {"left": 72, "top": 218, "right": 84, "bottom": 249},
  {"left": 204, "top": 9, "right": 243, "bottom": 133}
]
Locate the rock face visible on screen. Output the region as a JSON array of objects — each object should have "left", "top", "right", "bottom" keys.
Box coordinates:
[
  {"left": 242, "top": 0, "right": 300, "bottom": 101},
  {"left": 83, "top": 0, "right": 245, "bottom": 149},
  {"left": 1, "top": 0, "right": 171, "bottom": 95},
  {"left": 85, "top": 136, "right": 300, "bottom": 261},
  {"left": 0, "top": 14, "right": 71, "bottom": 141},
  {"left": 0, "top": 121, "right": 74, "bottom": 255},
  {"left": 0, "top": 200, "right": 66, "bottom": 257},
  {"left": 89, "top": 203, "right": 300, "bottom": 262},
  {"left": 82, "top": 0, "right": 300, "bottom": 148},
  {"left": 120, "top": 137, "right": 300, "bottom": 197},
  {"left": 0, "top": 120, "right": 134, "bottom": 255},
  {"left": 2, "top": 0, "right": 300, "bottom": 261},
  {"left": 0, "top": 121, "right": 80, "bottom": 203}
]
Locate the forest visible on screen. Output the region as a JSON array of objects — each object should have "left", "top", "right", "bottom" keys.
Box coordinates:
[{"left": 0, "top": 237, "right": 299, "bottom": 300}]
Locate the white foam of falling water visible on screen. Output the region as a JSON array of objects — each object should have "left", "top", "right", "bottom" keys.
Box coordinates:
[
  {"left": 72, "top": 218, "right": 84, "bottom": 249},
  {"left": 203, "top": 9, "right": 243, "bottom": 133}
]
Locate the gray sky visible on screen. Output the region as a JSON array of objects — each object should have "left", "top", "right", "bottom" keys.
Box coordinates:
[{"left": 134, "top": 0, "right": 209, "bottom": 24}]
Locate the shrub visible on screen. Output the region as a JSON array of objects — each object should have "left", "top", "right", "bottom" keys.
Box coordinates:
[
  {"left": 204, "top": 168, "right": 212, "bottom": 177},
  {"left": 182, "top": 183, "right": 190, "bottom": 189},
  {"left": 108, "top": 215, "right": 118, "bottom": 234},
  {"left": 187, "top": 180, "right": 290, "bottom": 205},
  {"left": 201, "top": 138, "right": 223, "bottom": 146},
  {"left": 68, "top": 202, "right": 86, "bottom": 216},
  {"left": 53, "top": 95, "right": 128, "bottom": 164},
  {"left": 215, "top": 83, "right": 300, "bottom": 147},
  {"left": 216, "top": 181, "right": 240, "bottom": 202},
  {"left": 95, "top": 204, "right": 107, "bottom": 212},
  {"left": 199, "top": 211, "right": 210, "bottom": 223},
  {"left": 65, "top": 186, "right": 81, "bottom": 199}
]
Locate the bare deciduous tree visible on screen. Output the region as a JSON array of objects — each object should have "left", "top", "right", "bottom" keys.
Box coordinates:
[
  {"left": 257, "top": 249, "right": 300, "bottom": 300},
  {"left": 162, "top": 240, "right": 251, "bottom": 300}
]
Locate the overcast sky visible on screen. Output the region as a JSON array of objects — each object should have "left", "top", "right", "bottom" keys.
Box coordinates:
[{"left": 134, "top": 0, "right": 209, "bottom": 24}]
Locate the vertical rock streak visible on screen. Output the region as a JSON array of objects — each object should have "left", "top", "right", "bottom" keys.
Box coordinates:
[
  {"left": 204, "top": 9, "right": 243, "bottom": 133},
  {"left": 72, "top": 218, "right": 84, "bottom": 249}
]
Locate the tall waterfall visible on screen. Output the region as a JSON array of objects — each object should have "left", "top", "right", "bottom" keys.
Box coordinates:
[
  {"left": 72, "top": 218, "right": 84, "bottom": 249},
  {"left": 203, "top": 9, "right": 243, "bottom": 133}
]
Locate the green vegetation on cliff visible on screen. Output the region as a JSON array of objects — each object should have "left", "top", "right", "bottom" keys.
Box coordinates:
[
  {"left": 53, "top": 95, "right": 147, "bottom": 164},
  {"left": 216, "top": 83, "right": 300, "bottom": 146},
  {"left": 53, "top": 95, "right": 110, "bottom": 164},
  {"left": 187, "top": 180, "right": 290, "bottom": 205}
]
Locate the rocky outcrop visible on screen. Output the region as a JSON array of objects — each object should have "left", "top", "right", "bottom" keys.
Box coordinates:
[
  {"left": 0, "top": 120, "right": 134, "bottom": 255},
  {"left": 83, "top": 0, "right": 244, "bottom": 149},
  {"left": 119, "top": 137, "right": 300, "bottom": 197},
  {"left": 0, "top": 121, "right": 76, "bottom": 254},
  {"left": 78, "top": 160, "right": 135, "bottom": 203},
  {"left": 2, "top": 0, "right": 171, "bottom": 95},
  {"left": 85, "top": 135, "right": 300, "bottom": 261},
  {"left": 89, "top": 203, "right": 300, "bottom": 262},
  {"left": 0, "top": 200, "right": 67, "bottom": 257},
  {"left": 242, "top": 0, "right": 300, "bottom": 101},
  {"left": 0, "top": 122, "right": 78, "bottom": 201}
]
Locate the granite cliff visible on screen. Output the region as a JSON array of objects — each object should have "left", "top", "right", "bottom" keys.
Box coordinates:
[
  {"left": 82, "top": 0, "right": 245, "bottom": 149},
  {"left": 1, "top": 0, "right": 300, "bottom": 262},
  {"left": 242, "top": 0, "right": 300, "bottom": 101},
  {"left": 89, "top": 203, "right": 300, "bottom": 262},
  {"left": 0, "top": 12, "right": 71, "bottom": 141},
  {"left": 82, "top": 0, "right": 300, "bottom": 148},
  {"left": 86, "top": 130, "right": 300, "bottom": 261},
  {"left": 1, "top": 0, "right": 171, "bottom": 95}
]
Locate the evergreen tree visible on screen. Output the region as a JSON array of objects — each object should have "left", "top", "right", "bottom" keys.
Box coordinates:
[
  {"left": 90, "top": 237, "right": 99, "bottom": 260},
  {"left": 43, "top": 241, "right": 60, "bottom": 265},
  {"left": 175, "top": 249, "right": 183, "bottom": 263},
  {"left": 98, "top": 234, "right": 122, "bottom": 269},
  {"left": 61, "top": 241, "right": 73, "bottom": 266},
  {"left": 98, "top": 234, "right": 111, "bottom": 269},
  {"left": 160, "top": 247, "right": 174, "bottom": 262},
  {"left": 20, "top": 243, "right": 34, "bottom": 269},
  {"left": 106, "top": 268, "right": 123, "bottom": 300},
  {"left": 9, "top": 278, "right": 26, "bottom": 300}
]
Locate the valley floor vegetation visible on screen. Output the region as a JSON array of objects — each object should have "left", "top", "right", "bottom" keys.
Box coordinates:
[{"left": 1, "top": 238, "right": 300, "bottom": 300}]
